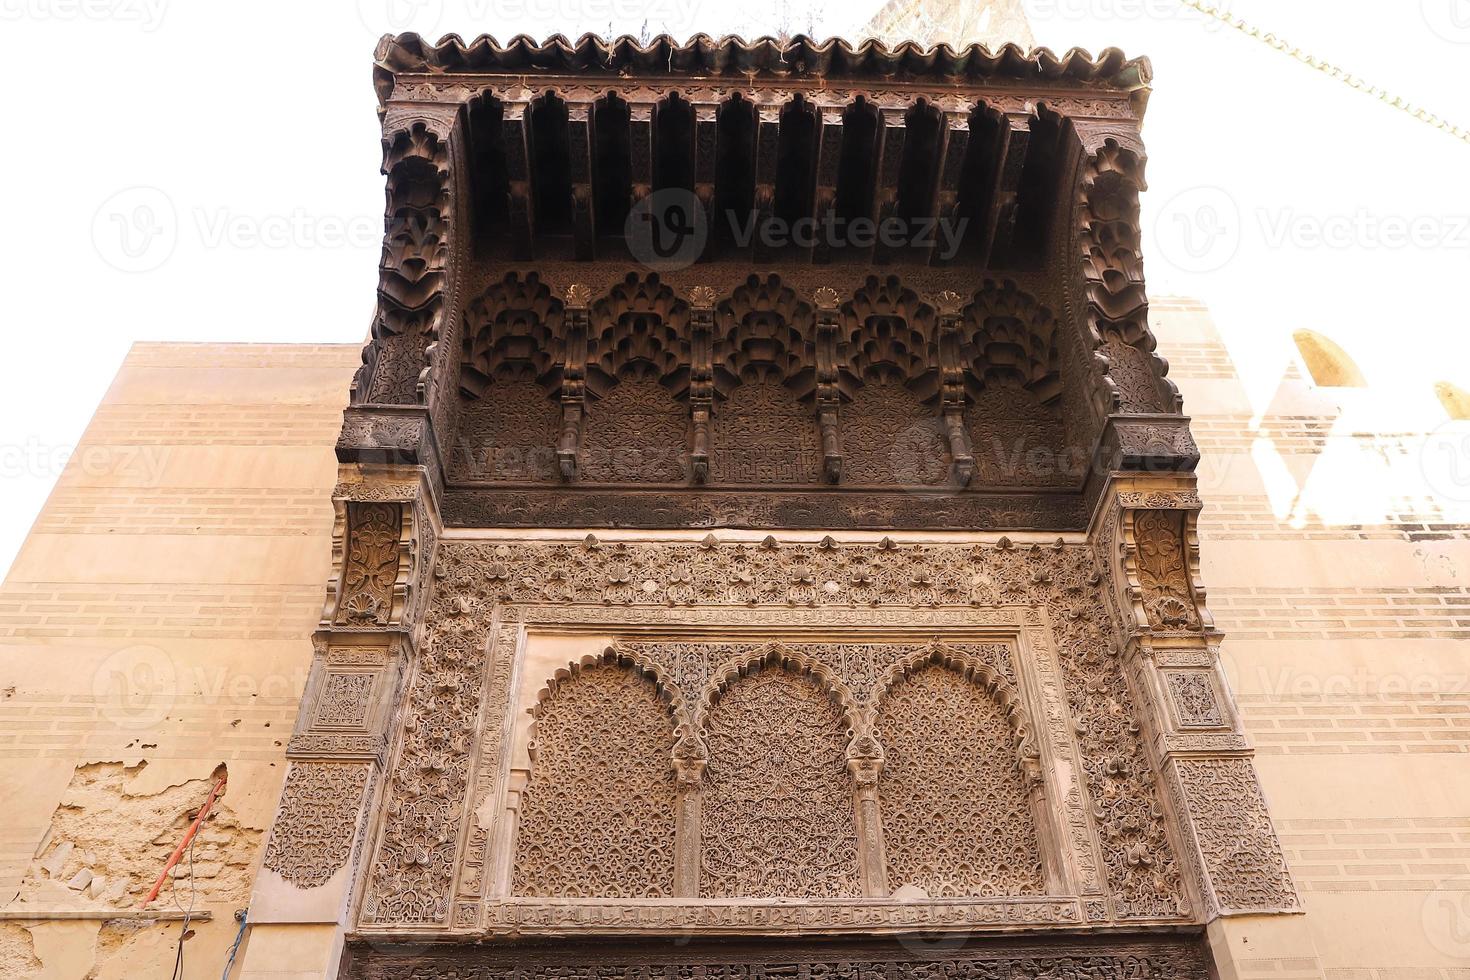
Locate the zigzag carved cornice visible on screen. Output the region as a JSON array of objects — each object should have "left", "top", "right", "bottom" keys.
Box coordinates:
[{"left": 375, "top": 33, "right": 1151, "bottom": 110}]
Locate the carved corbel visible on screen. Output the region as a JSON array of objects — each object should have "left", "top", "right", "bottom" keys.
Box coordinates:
[
  {"left": 871, "top": 108, "right": 907, "bottom": 265},
  {"left": 567, "top": 101, "right": 597, "bottom": 260},
  {"left": 935, "top": 290, "right": 974, "bottom": 485},
  {"left": 1116, "top": 502, "right": 1210, "bottom": 635},
  {"left": 813, "top": 286, "right": 843, "bottom": 482},
  {"left": 557, "top": 285, "right": 591, "bottom": 479},
  {"left": 501, "top": 101, "right": 535, "bottom": 260},
  {"left": 692, "top": 104, "right": 719, "bottom": 261},
  {"left": 325, "top": 499, "right": 412, "bottom": 628},
  {"left": 752, "top": 106, "right": 780, "bottom": 263},
  {"left": 688, "top": 286, "right": 717, "bottom": 483}
]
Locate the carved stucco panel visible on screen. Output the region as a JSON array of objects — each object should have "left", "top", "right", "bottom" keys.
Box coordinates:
[{"left": 262, "top": 761, "right": 372, "bottom": 888}]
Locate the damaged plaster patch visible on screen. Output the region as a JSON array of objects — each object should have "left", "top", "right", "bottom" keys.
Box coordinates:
[
  {"left": 0, "top": 923, "right": 44, "bottom": 978},
  {"left": 16, "top": 761, "right": 261, "bottom": 912}
]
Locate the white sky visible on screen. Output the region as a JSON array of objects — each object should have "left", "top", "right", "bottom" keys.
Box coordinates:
[{"left": 1, "top": 0, "right": 1468, "bottom": 577}]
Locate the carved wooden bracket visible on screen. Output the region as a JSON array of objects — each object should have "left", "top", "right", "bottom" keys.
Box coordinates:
[
  {"left": 558, "top": 284, "right": 591, "bottom": 479},
  {"left": 688, "top": 286, "right": 717, "bottom": 483},
  {"left": 813, "top": 286, "right": 843, "bottom": 482}
]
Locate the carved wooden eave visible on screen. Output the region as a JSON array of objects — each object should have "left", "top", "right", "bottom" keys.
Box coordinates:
[{"left": 337, "top": 32, "right": 1196, "bottom": 533}]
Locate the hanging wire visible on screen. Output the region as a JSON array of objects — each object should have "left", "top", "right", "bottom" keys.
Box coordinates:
[
  {"left": 169, "top": 819, "right": 200, "bottom": 980},
  {"left": 1174, "top": 0, "right": 1470, "bottom": 145},
  {"left": 221, "top": 908, "right": 248, "bottom": 980}
]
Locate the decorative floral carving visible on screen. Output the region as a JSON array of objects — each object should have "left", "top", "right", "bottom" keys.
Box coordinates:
[
  {"left": 336, "top": 503, "right": 403, "bottom": 626},
  {"left": 1133, "top": 510, "right": 1200, "bottom": 630},
  {"left": 581, "top": 375, "right": 689, "bottom": 483},
  {"left": 700, "top": 665, "right": 861, "bottom": 898},
  {"left": 511, "top": 660, "right": 679, "bottom": 897},
  {"left": 316, "top": 672, "right": 376, "bottom": 728},
  {"left": 1166, "top": 671, "right": 1223, "bottom": 728},
  {"left": 363, "top": 537, "right": 1190, "bottom": 925},
  {"left": 1174, "top": 758, "right": 1299, "bottom": 913},
  {"left": 877, "top": 663, "right": 1046, "bottom": 897},
  {"left": 263, "top": 762, "right": 371, "bottom": 888}
]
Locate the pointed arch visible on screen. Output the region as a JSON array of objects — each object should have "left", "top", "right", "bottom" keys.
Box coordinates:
[
  {"left": 873, "top": 643, "right": 1047, "bottom": 898},
  {"left": 695, "top": 643, "right": 863, "bottom": 899},
  {"left": 510, "top": 647, "right": 682, "bottom": 899}
]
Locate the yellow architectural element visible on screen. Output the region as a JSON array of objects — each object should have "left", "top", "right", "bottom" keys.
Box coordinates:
[
  {"left": 1435, "top": 380, "right": 1470, "bottom": 419},
  {"left": 1292, "top": 328, "right": 1368, "bottom": 387}
]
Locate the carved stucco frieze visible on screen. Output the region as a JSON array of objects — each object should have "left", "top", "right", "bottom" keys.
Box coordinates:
[
  {"left": 261, "top": 761, "right": 372, "bottom": 889},
  {"left": 359, "top": 536, "right": 1191, "bottom": 930},
  {"left": 1169, "top": 757, "right": 1299, "bottom": 916},
  {"left": 344, "top": 935, "right": 1210, "bottom": 980}
]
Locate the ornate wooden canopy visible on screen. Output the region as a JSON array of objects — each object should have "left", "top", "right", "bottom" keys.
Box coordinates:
[{"left": 339, "top": 32, "right": 1195, "bottom": 532}]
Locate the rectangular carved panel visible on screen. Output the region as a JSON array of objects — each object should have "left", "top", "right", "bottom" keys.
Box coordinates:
[{"left": 343, "top": 936, "right": 1211, "bottom": 980}]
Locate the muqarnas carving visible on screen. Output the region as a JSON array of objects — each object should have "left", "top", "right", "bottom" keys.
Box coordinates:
[
  {"left": 837, "top": 276, "right": 947, "bottom": 487},
  {"left": 580, "top": 273, "right": 692, "bottom": 484},
  {"left": 510, "top": 655, "right": 679, "bottom": 897},
  {"left": 709, "top": 275, "right": 821, "bottom": 485},
  {"left": 953, "top": 280, "right": 1080, "bottom": 488},
  {"left": 451, "top": 272, "right": 566, "bottom": 482},
  {"left": 359, "top": 123, "right": 450, "bottom": 404},
  {"left": 1078, "top": 138, "right": 1180, "bottom": 415}
]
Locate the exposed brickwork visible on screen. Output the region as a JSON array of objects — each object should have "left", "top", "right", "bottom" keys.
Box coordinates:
[
  {"left": 1241, "top": 694, "right": 1470, "bottom": 755},
  {"left": 31, "top": 486, "right": 331, "bottom": 537},
  {"left": 1275, "top": 817, "right": 1470, "bottom": 892},
  {"left": 0, "top": 584, "right": 321, "bottom": 639},
  {"left": 1211, "top": 587, "right": 1470, "bottom": 641}
]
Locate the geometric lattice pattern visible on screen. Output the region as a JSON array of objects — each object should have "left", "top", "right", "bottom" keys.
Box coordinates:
[
  {"left": 511, "top": 662, "right": 678, "bottom": 897},
  {"left": 877, "top": 664, "right": 1046, "bottom": 896}
]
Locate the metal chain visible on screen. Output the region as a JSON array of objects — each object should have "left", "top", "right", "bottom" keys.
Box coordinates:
[{"left": 1175, "top": 0, "right": 1470, "bottom": 145}]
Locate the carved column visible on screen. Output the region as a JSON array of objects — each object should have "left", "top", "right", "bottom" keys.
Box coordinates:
[
  {"left": 672, "top": 728, "right": 708, "bottom": 897},
  {"left": 845, "top": 723, "right": 889, "bottom": 897},
  {"left": 1097, "top": 477, "right": 1300, "bottom": 925}
]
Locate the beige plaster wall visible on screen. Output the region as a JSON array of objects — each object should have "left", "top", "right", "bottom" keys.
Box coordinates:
[
  {"left": 0, "top": 342, "right": 357, "bottom": 978},
  {"left": 1152, "top": 297, "right": 1470, "bottom": 978}
]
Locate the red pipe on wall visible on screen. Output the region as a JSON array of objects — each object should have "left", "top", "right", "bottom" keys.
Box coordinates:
[{"left": 141, "top": 774, "right": 227, "bottom": 907}]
